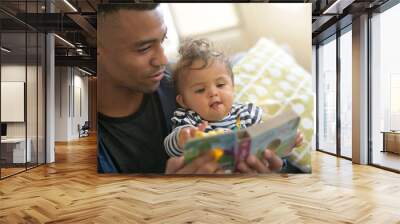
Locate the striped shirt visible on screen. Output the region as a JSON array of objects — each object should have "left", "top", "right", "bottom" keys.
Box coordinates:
[{"left": 164, "top": 103, "right": 263, "bottom": 157}]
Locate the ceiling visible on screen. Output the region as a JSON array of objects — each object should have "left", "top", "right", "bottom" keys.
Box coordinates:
[
  {"left": 0, "top": 0, "right": 393, "bottom": 75},
  {"left": 1, "top": 0, "right": 101, "bottom": 73},
  {"left": 311, "top": 0, "right": 390, "bottom": 44}
]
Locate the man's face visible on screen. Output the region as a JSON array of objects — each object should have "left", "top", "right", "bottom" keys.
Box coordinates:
[{"left": 98, "top": 8, "right": 168, "bottom": 93}]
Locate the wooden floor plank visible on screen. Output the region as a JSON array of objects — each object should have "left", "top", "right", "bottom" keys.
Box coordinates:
[{"left": 0, "top": 135, "right": 400, "bottom": 223}]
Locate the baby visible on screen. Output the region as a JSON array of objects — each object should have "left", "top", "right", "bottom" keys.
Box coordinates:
[{"left": 164, "top": 39, "right": 263, "bottom": 157}]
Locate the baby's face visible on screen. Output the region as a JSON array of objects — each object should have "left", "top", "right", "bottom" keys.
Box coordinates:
[{"left": 177, "top": 60, "right": 234, "bottom": 122}]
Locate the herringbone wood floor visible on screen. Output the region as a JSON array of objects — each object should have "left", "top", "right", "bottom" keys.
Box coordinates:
[{"left": 1, "top": 135, "right": 400, "bottom": 224}]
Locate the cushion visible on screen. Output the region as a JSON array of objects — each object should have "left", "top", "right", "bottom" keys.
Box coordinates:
[{"left": 232, "top": 38, "right": 314, "bottom": 173}]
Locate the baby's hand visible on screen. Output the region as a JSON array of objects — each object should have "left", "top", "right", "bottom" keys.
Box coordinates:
[
  {"left": 178, "top": 127, "right": 197, "bottom": 149},
  {"left": 178, "top": 121, "right": 209, "bottom": 149}
]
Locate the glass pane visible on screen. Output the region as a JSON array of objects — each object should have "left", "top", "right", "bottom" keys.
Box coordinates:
[
  {"left": 27, "top": 31, "right": 38, "bottom": 169},
  {"left": 390, "top": 75, "right": 400, "bottom": 130},
  {"left": 1, "top": 30, "right": 27, "bottom": 177},
  {"left": 317, "top": 36, "right": 337, "bottom": 154},
  {"left": 371, "top": 3, "right": 400, "bottom": 171},
  {"left": 312, "top": 45, "right": 317, "bottom": 150},
  {"left": 340, "top": 29, "right": 352, "bottom": 158}
]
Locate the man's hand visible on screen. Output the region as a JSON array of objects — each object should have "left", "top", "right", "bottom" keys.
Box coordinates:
[
  {"left": 236, "top": 131, "right": 304, "bottom": 173},
  {"left": 236, "top": 149, "right": 283, "bottom": 173},
  {"left": 170, "top": 127, "right": 305, "bottom": 174},
  {"left": 165, "top": 150, "right": 221, "bottom": 174}
]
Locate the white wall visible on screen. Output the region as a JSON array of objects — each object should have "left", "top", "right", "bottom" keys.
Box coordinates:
[
  {"left": 1, "top": 65, "right": 26, "bottom": 81},
  {"left": 238, "top": 4, "right": 311, "bottom": 72},
  {"left": 1, "top": 65, "right": 37, "bottom": 138},
  {"left": 55, "top": 66, "right": 69, "bottom": 141},
  {"left": 74, "top": 74, "right": 89, "bottom": 123},
  {"left": 72, "top": 73, "right": 89, "bottom": 138},
  {"left": 1, "top": 63, "right": 45, "bottom": 164},
  {"left": 55, "top": 67, "right": 89, "bottom": 141},
  {"left": 1, "top": 66, "right": 26, "bottom": 130}
]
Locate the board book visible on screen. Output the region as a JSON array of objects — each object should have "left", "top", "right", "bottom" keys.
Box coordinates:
[{"left": 183, "top": 109, "right": 301, "bottom": 172}]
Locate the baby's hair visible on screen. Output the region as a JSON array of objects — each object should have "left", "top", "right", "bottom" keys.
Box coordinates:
[{"left": 173, "top": 39, "right": 233, "bottom": 94}]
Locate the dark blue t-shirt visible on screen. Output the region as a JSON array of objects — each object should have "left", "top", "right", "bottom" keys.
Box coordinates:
[{"left": 97, "top": 75, "right": 176, "bottom": 173}]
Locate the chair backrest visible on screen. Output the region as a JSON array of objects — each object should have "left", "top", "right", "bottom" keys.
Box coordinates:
[{"left": 82, "top": 121, "right": 90, "bottom": 129}]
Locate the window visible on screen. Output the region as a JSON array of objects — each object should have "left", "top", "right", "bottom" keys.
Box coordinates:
[
  {"left": 371, "top": 2, "right": 400, "bottom": 171},
  {"left": 0, "top": 1, "right": 47, "bottom": 179},
  {"left": 339, "top": 28, "right": 352, "bottom": 158},
  {"left": 390, "top": 74, "right": 400, "bottom": 130},
  {"left": 317, "top": 36, "right": 337, "bottom": 154},
  {"left": 168, "top": 3, "right": 239, "bottom": 37}
]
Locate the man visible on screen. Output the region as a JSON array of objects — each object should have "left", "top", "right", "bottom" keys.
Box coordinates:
[{"left": 97, "top": 3, "right": 302, "bottom": 173}]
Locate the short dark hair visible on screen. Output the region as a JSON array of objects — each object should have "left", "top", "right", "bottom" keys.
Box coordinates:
[
  {"left": 173, "top": 39, "right": 233, "bottom": 94},
  {"left": 98, "top": 3, "right": 159, "bottom": 16}
]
